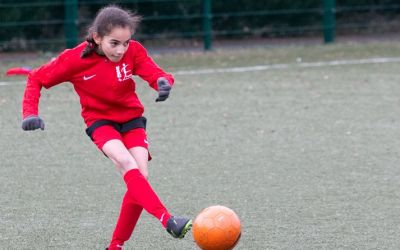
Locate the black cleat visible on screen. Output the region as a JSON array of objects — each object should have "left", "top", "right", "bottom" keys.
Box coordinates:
[{"left": 166, "top": 216, "right": 193, "bottom": 239}]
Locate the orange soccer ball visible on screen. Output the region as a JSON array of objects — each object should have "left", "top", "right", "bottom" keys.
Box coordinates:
[{"left": 192, "top": 205, "right": 241, "bottom": 250}]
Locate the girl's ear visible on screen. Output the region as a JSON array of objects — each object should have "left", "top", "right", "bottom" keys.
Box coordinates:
[{"left": 93, "top": 32, "right": 102, "bottom": 45}]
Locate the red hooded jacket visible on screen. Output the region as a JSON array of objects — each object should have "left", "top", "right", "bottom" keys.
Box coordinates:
[{"left": 22, "top": 40, "right": 174, "bottom": 127}]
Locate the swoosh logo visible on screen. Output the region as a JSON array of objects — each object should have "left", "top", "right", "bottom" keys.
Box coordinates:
[{"left": 83, "top": 74, "right": 96, "bottom": 80}]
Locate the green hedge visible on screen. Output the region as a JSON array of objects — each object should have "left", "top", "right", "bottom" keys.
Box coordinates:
[{"left": 0, "top": 0, "right": 399, "bottom": 51}]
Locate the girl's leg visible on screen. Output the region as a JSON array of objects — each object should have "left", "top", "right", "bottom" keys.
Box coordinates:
[
  {"left": 100, "top": 130, "right": 191, "bottom": 249},
  {"left": 128, "top": 146, "right": 149, "bottom": 179},
  {"left": 108, "top": 147, "right": 148, "bottom": 249},
  {"left": 109, "top": 195, "right": 143, "bottom": 249},
  {"left": 102, "top": 139, "right": 171, "bottom": 223},
  {"left": 127, "top": 146, "right": 192, "bottom": 240},
  {"left": 102, "top": 139, "right": 139, "bottom": 175}
]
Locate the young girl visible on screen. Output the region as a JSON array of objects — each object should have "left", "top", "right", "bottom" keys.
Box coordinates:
[{"left": 21, "top": 5, "right": 192, "bottom": 250}]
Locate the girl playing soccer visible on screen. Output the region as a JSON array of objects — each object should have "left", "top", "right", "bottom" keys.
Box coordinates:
[{"left": 21, "top": 5, "right": 192, "bottom": 250}]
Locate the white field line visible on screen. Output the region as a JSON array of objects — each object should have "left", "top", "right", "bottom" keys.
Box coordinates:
[
  {"left": 1, "top": 57, "right": 400, "bottom": 86},
  {"left": 0, "top": 80, "right": 25, "bottom": 86},
  {"left": 173, "top": 57, "right": 400, "bottom": 75}
]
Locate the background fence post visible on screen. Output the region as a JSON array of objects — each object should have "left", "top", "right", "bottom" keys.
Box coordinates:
[
  {"left": 203, "top": 0, "right": 212, "bottom": 50},
  {"left": 323, "top": 0, "right": 336, "bottom": 43},
  {"left": 65, "top": 0, "right": 78, "bottom": 48}
]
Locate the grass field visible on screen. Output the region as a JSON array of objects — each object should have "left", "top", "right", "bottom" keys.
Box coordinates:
[{"left": 1, "top": 40, "right": 400, "bottom": 249}]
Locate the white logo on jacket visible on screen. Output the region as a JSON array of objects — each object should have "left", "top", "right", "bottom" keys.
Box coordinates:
[
  {"left": 115, "top": 63, "right": 132, "bottom": 82},
  {"left": 83, "top": 74, "right": 96, "bottom": 80}
]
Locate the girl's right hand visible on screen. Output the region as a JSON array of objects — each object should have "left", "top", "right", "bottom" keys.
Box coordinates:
[{"left": 22, "top": 116, "right": 45, "bottom": 131}]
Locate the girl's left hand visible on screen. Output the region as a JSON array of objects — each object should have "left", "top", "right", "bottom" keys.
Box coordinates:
[{"left": 155, "top": 77, "right": 171, "bottom": 102}]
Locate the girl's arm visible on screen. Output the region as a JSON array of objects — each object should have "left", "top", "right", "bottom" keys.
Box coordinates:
[
  {"left": 22, "top": 53, "right": 73, "bottom": 119},
  {"left": 131, "top": 41, "right": 174, "bottom": 91}
]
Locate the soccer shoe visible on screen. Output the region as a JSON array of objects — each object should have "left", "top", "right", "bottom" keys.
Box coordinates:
[{"left": 166, "top": 216, "right": 193, "bottom": 239}]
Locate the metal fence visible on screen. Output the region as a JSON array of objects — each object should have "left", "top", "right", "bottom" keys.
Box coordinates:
[{"left": 0, "top": 0, "right": 399, "bottom": 51}]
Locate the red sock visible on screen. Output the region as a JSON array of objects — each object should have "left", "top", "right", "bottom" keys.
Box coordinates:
[
  {"left": 123, "top": 169, "right": 171, "bottom": 227},
  {"left": 108, "top": 193, "right": 143, "bottom": 249}
]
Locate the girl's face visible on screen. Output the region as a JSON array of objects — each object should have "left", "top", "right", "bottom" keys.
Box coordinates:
[{"left": 94, "top": 26, "right": 132, "bottom": 62}]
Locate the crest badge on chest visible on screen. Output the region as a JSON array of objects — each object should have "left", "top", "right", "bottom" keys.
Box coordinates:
[{"left": 115, "top": 63, "right": 132, "bottom": 82}]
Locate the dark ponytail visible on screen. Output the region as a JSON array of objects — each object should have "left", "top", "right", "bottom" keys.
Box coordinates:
[
  {"left": 80, "top": 5, "right": 141, "bottom": 58},
  {"left": 81, "top": 32, "right": 97, "bottom": 58}
]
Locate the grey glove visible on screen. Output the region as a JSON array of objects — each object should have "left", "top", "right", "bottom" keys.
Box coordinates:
[
  {"left": 155, "top": 77, "right": 171, "bottom": 102},
  {"left": 22, "top": 115, "right": 45, "bottom": 131}
]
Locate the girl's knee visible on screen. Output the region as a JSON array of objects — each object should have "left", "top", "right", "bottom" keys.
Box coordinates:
[{"left": 112, "top": 153, "right": 137, "bottom": 170}]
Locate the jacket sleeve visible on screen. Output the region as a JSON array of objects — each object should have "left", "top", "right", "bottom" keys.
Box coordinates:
[
  {"left": 131, "top": 41, "right": 174, "bottom": 91},
  {"left": 22, "top": 52, "right": 72, "bottom": 118}
]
